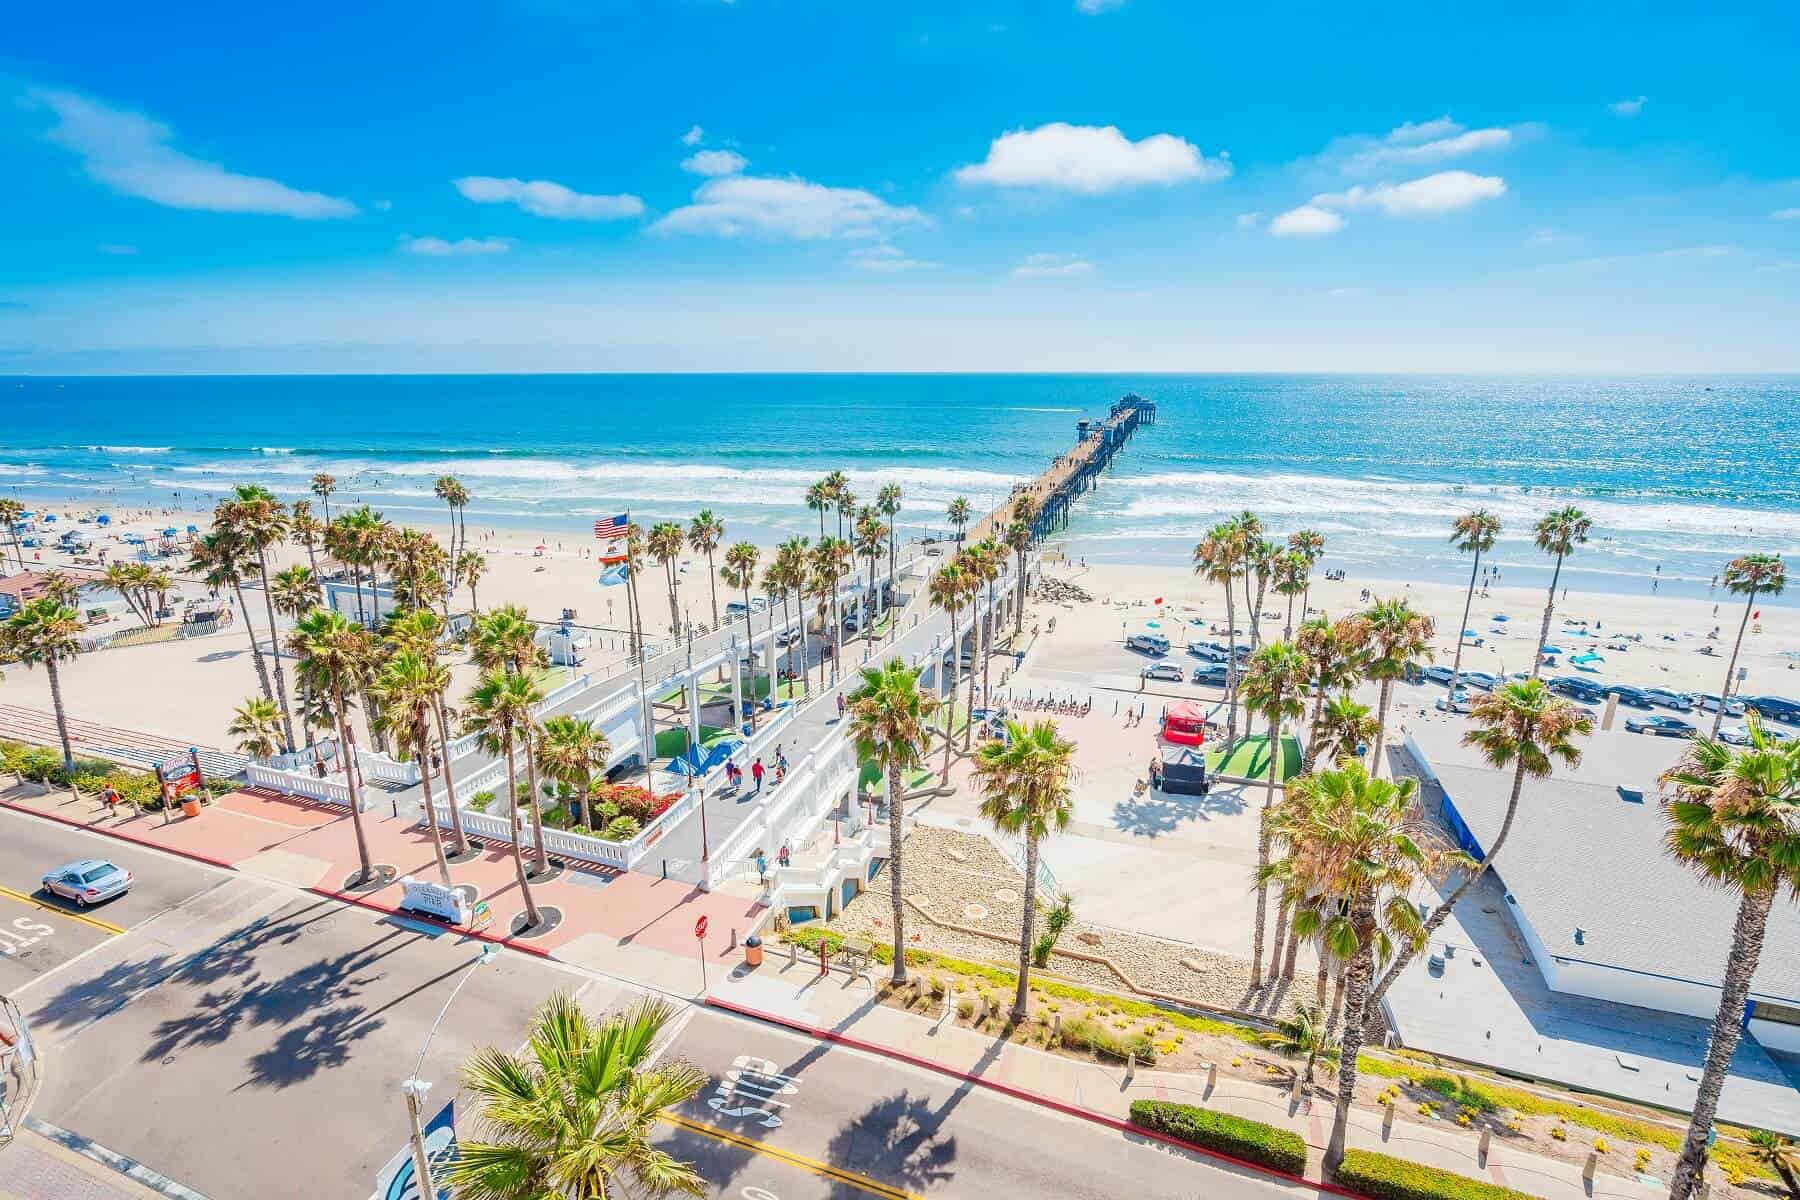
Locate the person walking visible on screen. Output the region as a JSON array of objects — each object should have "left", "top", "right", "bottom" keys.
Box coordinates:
[
  {"left": 778, "top": 842, "right": 791, "bottom": 868},
  {"left": 751, "top": 757, "right": 766, "bottom": 795},
  {"left": 755, "top": 850, "right": 768, "bottom": 885}
]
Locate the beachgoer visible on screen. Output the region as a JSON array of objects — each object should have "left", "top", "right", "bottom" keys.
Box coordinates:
[
  {"left": 1149, "top": 757, "right": 1163, "bottom": 791},
  {"left": 836, "top": 693, "right": 846, "bottom": 720},
  {"left": 756, "top": 851, "right": 768, "bottom": 884},
  {"left": 778, "top": 843, "right": 791, "bottom": 868},
  {"left": 752, "top": 758, "right": 765, "bottom": 794}
]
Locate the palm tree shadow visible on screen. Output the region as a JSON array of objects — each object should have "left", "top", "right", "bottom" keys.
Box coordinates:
[
  {"left": 823, "top": 1089, "right": 958, "bottom": 1198},
  {"left": 1110, "top": 786, "right": 1244, "bottom": 836}
]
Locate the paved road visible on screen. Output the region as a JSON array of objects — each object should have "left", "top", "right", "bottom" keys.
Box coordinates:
[
  {"left": 660, "top": 1005, "right": 1318, "bottom": 1200},
  {"left": 0, "top": 807, "right": 227, "bottom": 991}
]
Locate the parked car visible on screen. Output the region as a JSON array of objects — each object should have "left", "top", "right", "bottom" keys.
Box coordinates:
[
  {"left": 1602, "top": 684, "right": 1655, "bottom": 709},
  {"left": 1142, "top": 662, "right": 1184, "bottom": 683},
  {"left": 1744, "top": 696, "right": 1800, "bottom": 725},
  {"left": 1719, "top": 724, "right": 1794, "bottom": 745},
  {"left": 1548, "top": 676, "right": 1605, "bottom": 702},
  {"left": 775, "top": 626, "right": 803, "bottom": 647},
  {"left": 1434, "top": 689, "right": 1477, "bottom": 715},
  {"left": 1456, "top": 671, "right": 1499, "bottom": 692},
  {"left": 42, "top": 858, "right": 133, "bottom": 906},
  {"left": 1693, "top": 693, "right": 1747, "bottom": 716},
  {"left": 1643, "top": 687, "right": 1694, "bottom": 712},
  {"left": 1187, "top": 643, "right": 1226, "bottom": 662},
  {"left": 1191, "top": 664, "right": 1230, "bottom": 686},
  {"left": 724, "top": 597, "right": 770, "bottom": 619},
  {"left": 1126, "top": 633, "right": 1171, "bottom": 656},
  {"left": 1624, "top": 714, "right": 1695, "bottom": 738},
  {"left": 1420, "top": 665, "right": 1456, "bottom": 685}
]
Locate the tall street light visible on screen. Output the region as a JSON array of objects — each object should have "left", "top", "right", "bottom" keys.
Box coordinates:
[{"left": 402, "top": 944, "right": 500, "bottom": 1197}]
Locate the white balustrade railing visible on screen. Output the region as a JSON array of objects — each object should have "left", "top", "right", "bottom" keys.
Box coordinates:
[
  {"left": 426, "top": 795, "right": 678, "bottom": 872},
  {"left": 357, "top": 749, "right": 421, "bottom": 786},
  {"left": 245, "top": 762, "right": 353, "bottom": 807}
]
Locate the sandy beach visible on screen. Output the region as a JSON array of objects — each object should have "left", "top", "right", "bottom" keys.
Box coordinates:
[{"left": 3, "top": 491, "right": 1794, "bottom": 750}]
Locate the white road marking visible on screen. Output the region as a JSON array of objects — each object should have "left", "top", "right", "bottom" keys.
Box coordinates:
[{"left": 707, "top": 1055, "right": 802, "bottom": 1128}]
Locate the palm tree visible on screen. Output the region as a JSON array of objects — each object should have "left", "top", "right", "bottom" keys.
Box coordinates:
[
  {"left": 1531, "top": 505, "right": 1591, "bottom": 678},
  {"left": 374, "top": 649, "right": 456, "bottom": 886},
  {"left": 1193, "top": 523, "right": 1246, "bottom": 743},
  {"left": 1256, "top": 1004, "right": 1339, "bottom": 1076},
  {"left": 463, "top": 668, "right": 547, "bottom": 928},
  {"left": 1659, "top": 719, "right": 1800, "bottom": 1200},
  {"left": 0, "top": 497, "right": 25, "bottom": 570},
  {"left": 189, "top": 526, "right": 277, "bottom": 712},
  {"left": 446, "top": 993, "right": 706, "bottom": 1200},
  {"left": 537, "top": 715, "right": 609, "bottom": 833},
  {"left": 472, "top": 605, "right": 553, "bottom": 873},
  {"left": 1367, "top": 678, "right": 1590, "bottom": 1012},
  {"left": 1712, "top": 554, "right": 1786, "bottom": 739},
  {"left": 1288, "top": 528, "right": 1325, "bottom": 617},
  {"left": 1296, "top": 613, "right": 1359, "bottom": 726},
  {"left": 846, "top": 659, "right": 939, "bottom": 985},
  {"left": 814, "top": 537, "right": 851, "bottom": 682},
  {"left": 877, "top": 483, "right": 903, "bottom": 640},
  {"left": 805, "top": 479, "right": 832, "bottom": 541},
  {"left": 457, "top": 548, "right": 486, "bottom": 614},
  {"left": 928, "top": 561, "right": 969, "bottom": 780},
  {"left": 835, "top": 483, "right": 859, "bottom": 546},
  {"left": 386, "top": 607, "right": 471, "bottom": 857},
  {"left": 1004, "top": 518, "right": 1032, "bottom": 638},
  {"left": 228, "top": 696, "right": 284, "bottom": 761},
  {"left": 973, "top": 719, "right": 1075, "bottom": 1018},
  {"left": 947, "top": 496, "right": 973, "bottom": 543},
  {"left": 966, "top": 539, "right": 1003, "bottom": 713},
  {"left": 1248, "top": 536, "right": 1279, "bottom": 649},
  {"left": 289, "top": 608, "right": 379, "bottom": 884},
  {"left": 1745, "top": 1131, "right": 1800, "bottom": 1199},
  {"left": 1309, "top": 693, "right": 1378, "bottom": 766},
  {"left": 310, "top": 472, "right": 337, "bottom": 526},
  {"left": 1447, "top": 509, "right": 1502, "bottom": 692},
  {"left": 647, "top": 522, "right": 685, "bottom": 639},
  {"left": 1309, "top": 764, "right": 1456, "bottom": 1170},
  {"left": 433, "top": 475, "right": 469, "bottom": 565},
  {"left": 772, "top": 536, "right": 810, "bottom": 692},
  {"left": 1233, "top": 511, "right": 1264, "bottom": 632},
  {"left": 1338, "top": 597, "right": 1435, "bottom": 776},
  {"left": 3, "top": 598, "right": 86, "bottom": 771},
  {"left": 1272, "top": 550, "right": 1310, "bottom": 639},
  {"left": 855, "top": 511, "right": 887, "bottom": 639},
  {"left": 806, "top": 557, "right": 834, "bottom": 695},
  {"left": 687, "top": 510, "right": 725, "bottom": 630},
  {"left": 721, "top": 541, "right": 761, "bottom": 730},
  {"left": 1240, "top": 641, "right": 1310, "bottom": 986},
  {"left": 290, "top": 498, "right": 322, "bottom": 575}
]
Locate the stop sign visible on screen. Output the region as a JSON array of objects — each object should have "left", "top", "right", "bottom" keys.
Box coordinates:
[{"left": 695, "top": 916, "right": 709, "bottom": 940}]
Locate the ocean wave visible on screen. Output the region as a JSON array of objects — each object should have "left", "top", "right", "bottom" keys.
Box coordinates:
[
  {"left": 87, "top": 445, "right": 171, "bottom": 454},
  {"left": 0, "top": 464, "right": 47, "bottom": 477}
]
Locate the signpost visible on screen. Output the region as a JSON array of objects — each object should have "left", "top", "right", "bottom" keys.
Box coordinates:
[
  {"left": 695, "top": 916, "right": 709, "bottom": 992},
  {"left": 375, "top": 1098, "right": 455, "bottom": 1200},
  {"left": 155, "top": 751, "right": 203, "bottom": 821}
]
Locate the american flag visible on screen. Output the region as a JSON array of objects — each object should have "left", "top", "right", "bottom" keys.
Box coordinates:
[{"left": 593, "top": 513, "right": 629, "bottom": 541}]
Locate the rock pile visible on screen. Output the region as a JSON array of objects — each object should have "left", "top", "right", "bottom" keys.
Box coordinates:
[{"left": 1035, "top": 577, "right": 1093, "bottom": 604}]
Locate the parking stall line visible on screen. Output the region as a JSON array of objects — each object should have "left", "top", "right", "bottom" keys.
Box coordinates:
[
  {"left": 0, "top": 884, "right": 127, "bottom": 935},
  {"left": 660, "top": 1112, "right": 919, "bottom": 1200}
]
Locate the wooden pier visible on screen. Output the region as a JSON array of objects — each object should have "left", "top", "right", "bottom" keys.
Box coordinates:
[{"left": 967, "top": 392, "right": 1156, "bottom": 544}]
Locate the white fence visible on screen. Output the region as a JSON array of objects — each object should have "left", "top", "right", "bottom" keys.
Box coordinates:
[
  {"left": 426, "top": 790, "right": 695, "bottom": 873},
  {"left": 245, "top": 762, "right": 354, "bottom": 807},
  {"left": 358, "top": 749, "right": 420, "bottom": 786}
]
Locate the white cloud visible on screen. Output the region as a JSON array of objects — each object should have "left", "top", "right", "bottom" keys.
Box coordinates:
[
  {"left": 1773, "top": 208, "right": 1800, "bottom": 221},
  {"left": 1609, "top": 96, "right": 1648, "bottom": 117},
  {"left": 1525, "top": 227, "right": 1568, "bottom": 247},
  {"left": 682, "top": 125, "right": 705, "bottom": 146},
  {"left": 1012, "top": 252, "right": 1094, "bottom": 278},
  {"left": 453, "top": 176, "right": 644, "bottom": 221},
  {"left": 682, "top": 149, "right": 749, "bottom": 177},
  {"left": 1075, "top": 0, "right": 1126, "bottom": 11},
  {"left": 848, "top": 245, "right": 937, "bottom": 273},
  {"left": 1269, "top": 205, "right": 1344, "bottom": 236},
  {"left": 1235, "top": 211, "right": 1264, "bottom": 230},
  {"left": 954, "top": 122, "right": 1228, "bottom": 193},
  {"left": 653, "top": 175, "right": 927, "bottom": 240},
  {"left": 1386, "top": 117, "right": 1463, "bottom": 144},
  {"left": 375, "top": 199, "right": 393, "bottom": 212},
  {"left": 99, "top": 243, "right": 138, "bottom": 256},
  {"left": 400, "top": 235, "right": 513, "bottom": 256},
  {"left": 1343, "top": 127, "right": 1512, "bottom": 173},
  {"left": 31, "top": 87, "right": 357, "bottom": 219},
  {"left": 1312, "top": 170, "right": 1506, "bottom": 216}
]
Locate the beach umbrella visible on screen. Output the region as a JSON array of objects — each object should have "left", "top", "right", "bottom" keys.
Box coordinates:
[
  {"left": 1145, "top": 619, "right": 1162, "bottom": 629},
  {"left": 163, "top": 527, "right": 178, "bottom": 537},
  {"left": 43, "top": 514, "right": 56, "bottom": 523},
  {"left": 97, "top": 514, "right": 111, "bottom": 525},
  {"left": 186, "top": 524, "right": 199, "bottom": 534}
]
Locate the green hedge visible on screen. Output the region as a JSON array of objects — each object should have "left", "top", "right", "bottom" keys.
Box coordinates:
[
  {"left": 1335, "top": 1150, "right": 1539, "bottom": 1200},
  {"left": 1129, "top": 1100, "right": 1306, "bottom": 1175}
]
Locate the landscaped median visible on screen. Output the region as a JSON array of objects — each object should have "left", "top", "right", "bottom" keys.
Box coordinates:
[
  {"left": 1333, "top": 1150, "right": 1539, "bottom": 1200},
  {"left": 1128, "top": 1100, "right": 1307, "bottom": 1175}
]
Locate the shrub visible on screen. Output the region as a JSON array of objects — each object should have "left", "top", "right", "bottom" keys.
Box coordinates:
[
  {"left": 1129, "top": 1100, "right": 1306, "bottom": 1175},
  {"left": 604, "top": 816, "right": 641, "bottom": 841},
  {"left": 468, "top": 790, "right": 495, "bottom": 812},
  {"left": 1334, "top": 1149, "right": 1539, "bottom": 1200},
  {"left": 1058, "top": 1017, "right": 1155, "bottom": 1065}
]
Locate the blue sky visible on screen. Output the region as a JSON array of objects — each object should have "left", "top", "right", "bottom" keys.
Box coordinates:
[{"left": 3, "top": 1, "right": 1797, "bottom": 372}]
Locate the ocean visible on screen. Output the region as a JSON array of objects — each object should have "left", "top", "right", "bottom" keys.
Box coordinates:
[{"left": 3, "top": 374, "right": 1795, "bottom": 604}]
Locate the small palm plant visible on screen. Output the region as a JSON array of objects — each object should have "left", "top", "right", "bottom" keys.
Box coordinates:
[{"left": 1256, "top": 1003, "right": 1340, "bottom": 1078}]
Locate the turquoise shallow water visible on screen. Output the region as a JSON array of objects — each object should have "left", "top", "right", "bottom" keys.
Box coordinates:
[{"left": 2, "top": 373, "right": 1794, "bottom": 602}]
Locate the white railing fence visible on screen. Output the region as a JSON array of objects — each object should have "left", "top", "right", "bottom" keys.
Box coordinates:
[{"left": 245, "top": 762, "right": 354, "bottom": 807}]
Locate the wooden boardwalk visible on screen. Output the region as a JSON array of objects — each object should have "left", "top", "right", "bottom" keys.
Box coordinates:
[{"left": 967, "top": 393, "right": 1156, "bottom": 544}]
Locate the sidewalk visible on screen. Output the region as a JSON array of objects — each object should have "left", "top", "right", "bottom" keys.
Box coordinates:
[
  {"left": 0, "top": 1127, "right": 174, "bottom": 1200},
  {"left": 710, "top": 952, "right": 1664, "bottom": 1200}
]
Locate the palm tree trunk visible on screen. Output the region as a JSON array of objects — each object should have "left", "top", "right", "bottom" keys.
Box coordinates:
[
  {"left": 1369, "top": 756, "right": 1527, "bottom": 1011},
  {"left": 502, "top": 737, "right": 543, "bottom": 928},
  {"left": 434, "top": 699, "right": 469, "bottom": 856},
  {"left": 706, "top": 550, "right": 719, "bottom": 629},
  {"left": 1250, "top": 803, "right": 1270, "bottom": 989},
  {"left": 1013, "top": 550, "right": 1027, "bottom": 638},
  {"left": 1014, "top": 832, "right": 1039, "bottom": 1020},
  {"left": 982, "top": 581, "right": 995, "bottom": 710},
  {"left": 44, "top": 654, "right": 75, "bottom": 772},
  {"left": 1303, "top": 959, "right": 1331, "bottom": 1082},
  {"left": 416, "top": 716, "right": 452, "bottom": 886},
  {"left": 964, "top": 600, "right": 979, "bottom": 750},
  {"left": 1669, "top": 886, "right": 1775, "bottom": 1200},
  {"left": 887, "top": 760, "right": 908, "bottom": 986},
  {"left": 256, "top": 549, "right": 297, "bottom": 752},
  {"left": 1284, "top": 593, "right": 1295, "bottom": 640},
  {"left": 524, "top": 740, "right": 550, "bottom": 876},
  {"left": 887, "top": 532, "right": 898, "bottom": 645},
  {"left": 1712, "top": 591, "right": 1756, "bottom": 740},
  {"left": 1252, "top": 575, "right": 1271, "bottom": 649},
  {"left": 1326, "top": 895, "right": 1376, "bottom": 1171},
  {"left": 1449, "top": 546, "right": 1482, "bottom": 693},
  {"left": 232, "top": 579, "right": 275, "bottom": 706},
  {"left": 1269, "top": 897, "right": 1290, "bottom": 983},
  {"left": 1369, "top": 678, "right": 1395, "bottom": 776},
  {"left": 1223, "top": 585, "right": 1240, "bottom": 744},
  {"left": 941, "top": 609, "right": 959, "bottom": 781},
  {"left": 742, "top": 583, "right": 759, "bottom": 733},
  {"left": 1283, "top": 917, "right": 1302, "bottom": 981},
  {"left": 1532, "top": 552, "right": 1565, "bottom": 679},
  {"left": 337, "top": 699, "right": 374, "bottom": 884},
  {"left": 1324, "top": 962, "right": 1347, "bottom": 1040}
]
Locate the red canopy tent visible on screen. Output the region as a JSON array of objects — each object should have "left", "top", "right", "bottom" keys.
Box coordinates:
[{"left": 1161, "top": 699, "right": 1208, "bottom": 746}]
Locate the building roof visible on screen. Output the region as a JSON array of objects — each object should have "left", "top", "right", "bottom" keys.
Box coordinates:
[
  {"left": 0, "top": 572, "right": 51, "bottom": 600},
  {"left": 1404, "top": 720, "right": 1800, "bottom": 1005}
]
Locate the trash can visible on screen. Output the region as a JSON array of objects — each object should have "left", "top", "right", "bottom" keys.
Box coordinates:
[{"left": 744, "top": 935, "right": 764, "bottom": 968}]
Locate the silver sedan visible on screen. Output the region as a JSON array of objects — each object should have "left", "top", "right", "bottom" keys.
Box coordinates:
[{"left": 42, "top": 858, "right": 133, "bottom": 907}]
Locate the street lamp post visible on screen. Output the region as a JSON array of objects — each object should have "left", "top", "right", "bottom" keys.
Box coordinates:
[{"left": 402, "top": 944, "right": 499, "bottom": 1198}]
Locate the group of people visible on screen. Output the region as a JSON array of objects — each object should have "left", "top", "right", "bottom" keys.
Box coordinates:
[{"left": 723, "top": 745, "right": 790, "bottom": 796}]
